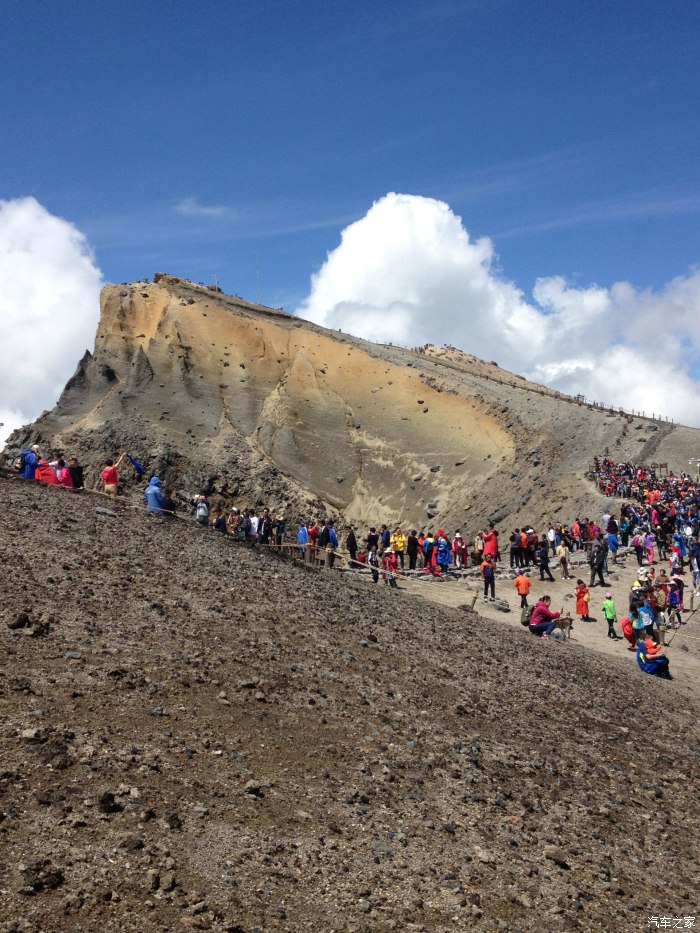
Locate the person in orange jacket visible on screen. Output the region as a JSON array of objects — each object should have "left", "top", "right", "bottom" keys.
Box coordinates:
[
  {"left": 34, "top": 459, "right": 59, "bottom": 485},
  {"left": 514, "top": 570, "right": 532, "bottom": 608}
]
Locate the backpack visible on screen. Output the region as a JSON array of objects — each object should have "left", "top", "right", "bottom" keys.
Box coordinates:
[
  {"left": 520, "top": 605, "right": 534, "bottom": 626},
  {"left": 196, "top": 502, "right": 209, "bottom": 524},
  {"left": 423, "top": 539, "right": 434, "bottom": 557},
  {"left": 14, "top": 454, "right": 25, "bottom": 472}
]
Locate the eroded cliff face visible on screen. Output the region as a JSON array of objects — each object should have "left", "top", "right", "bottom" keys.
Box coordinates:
[{"left": 9, "top": 274, "right": 687, "bottom": 528}]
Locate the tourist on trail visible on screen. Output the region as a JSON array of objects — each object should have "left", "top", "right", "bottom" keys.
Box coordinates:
[
  {"left": 451, "top": 531, "right": 466, "bottom": 569},
  {"left": 528, "top": 595, "right": 561, "bottom": 640},
  {"left": 575, "top": 579, "right": 591, "bottom": 621},
  {"left": 367, "top": 546, "right": 380, "bottom": 583},
  {"left": 67, "top": 457, "right": 84, "bottom": 490},
  {"left": 620, "top": 614, "right": 636, "bottom": 651},
  {"left": 422, "top": 532, "right": 436, "bottom": 575},
  {"left": 258, "top": 508, "right": 273, "bottom": 546},
  {"left": 248, "top": 510, "right": 260, "bottom": 542},
  {"left": 380, "top": 524, "right": 391, "bottom": 552},
  {"left": 668, "top": 583, "right": 682, "bottom": 627},
  {"left": 35, "top": 457, "right": 59, "bottom": 485},
  {"left": 297, "top": 521, "right": 309, "bottom": 558},
  {"left": 630, "top": 604, "right": 647, "bottom": 644},
  {"left": 481, "top": 554, "right": 496, "bottom": 601},
  {"left": 509, "top": 529, "right": 523, "bottom": 569},
  {"left": 536, "top": 538, "right": 555, "bottom": 582},
  {"left": 631, "top": 531, "right": 645, "bottom": 567},
  {"left": 589, "top": 544, "right": 607, "bottom": 587},
  {"left": 556, "top": 539, "right": 571, "bottom": 579},
  {"left": 481, "top": 525, "right": 498, "bottom": 561},
  {"left": 162, "top": 488, "right": 177, "bottom": 516},
  {"left": 273, "top": 515, "right": 286, "bottom": 547},
  {"left": 406, "top": 530, "right": 419, "bottom": 570},
  {"left": 514, "top": 570, "right": 531, "bottom": 608},
  {"left": 345, "top": 526, "right": 358, "bottom": 567},
  {"left": 143, "top": 476, "right": 166, "bottom": 514},
  {"left": 436, "top": 529, "right": 452, "bottom": 575},
  {"left": 644, "top": 529, "right": 657, "bottom": 566},
  {"left": 194, "top": 495, "right": 210, "bottom": 526},
  {"left": 17, "top": 444, "right": 40, "bottom": 480},
  {"left": 600, "top": 592, "right": 621, "bottom": 640},
  {"left": 55, "top": 458, "right": 73, "bottom": 488},
  {"left": 101, "top": 453, "right": 126, "bottom": 495},
  {"left": 382, "top": 548, "right": 398, "bottom": 588},
  {"left": 390, "top": 527, "right": 406, "bottom": 569},
  {"left": 366, "top": 527, "right": 380, "bottom": 552},
  {"left": 327, "top": 521, "right": 339, "bottom": 569}
]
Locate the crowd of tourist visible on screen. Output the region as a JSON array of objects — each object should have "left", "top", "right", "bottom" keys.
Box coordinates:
[{"left": 8, "top": 443, "right": 699, "bottom": 681}]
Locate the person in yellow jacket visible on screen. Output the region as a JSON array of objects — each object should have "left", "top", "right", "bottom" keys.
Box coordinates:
[{"left": 390, "top": 527, "right": 407, "bottom": 569}]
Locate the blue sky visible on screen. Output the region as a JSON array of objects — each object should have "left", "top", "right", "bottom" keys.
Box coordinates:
[
  {"left": 2, "top": 0, "right": 700, "bottom": 442},
  {"left": 2, "top": 0, "right": 698, "bottom": 307}
]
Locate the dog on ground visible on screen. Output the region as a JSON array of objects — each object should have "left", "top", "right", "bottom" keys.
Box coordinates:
[{"left": 554, "top": 615, "right": 573, "bottom": 638}]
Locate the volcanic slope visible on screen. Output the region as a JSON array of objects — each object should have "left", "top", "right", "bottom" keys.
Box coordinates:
[
  {"left": 11, "top": 274, "right": 700, "bottom": 531},
  {"left": 1, "top": 476, "right": 699, "bottom": 933}
]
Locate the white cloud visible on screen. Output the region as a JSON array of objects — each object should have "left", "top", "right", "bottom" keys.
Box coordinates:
[
  {"left": 298, "top": 192, "right": 700, "bottom": 427},
  {"left": 175, "top": 197, "right": 230, "bottom": 218},
  {"left": 0, "top": 197, "right": 103, "bottom": 446}
]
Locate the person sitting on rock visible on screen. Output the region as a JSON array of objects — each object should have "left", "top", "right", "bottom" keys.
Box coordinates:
[
  {"left": 528, "top": 595, "right": 561, "bottom": 640},
  {"left": 636, "top": 637, "right": 672, "bottom": 680}
]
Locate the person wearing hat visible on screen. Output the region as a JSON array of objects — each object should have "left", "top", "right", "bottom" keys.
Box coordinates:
[
  {"left": 382, "top": 548, "right": 398, "bottom": 587},
  {"left": 601, "top": 592, "right": 621, "bottom": 640},
  {"left": 451, "top": 530, "right": 466, "bottom": 570}
]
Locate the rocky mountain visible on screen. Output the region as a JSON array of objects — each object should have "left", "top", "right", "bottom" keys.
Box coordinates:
[{"left": 7, "top": 274, "right": 699, "bottom": 529}]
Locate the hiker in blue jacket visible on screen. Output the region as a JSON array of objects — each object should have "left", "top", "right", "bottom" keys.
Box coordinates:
[
  {"left": 18, "top": 445, "right": 40, "bottom": 479},
  {"left": 143, "top": 476, "right": 166, "bottom": 514}
]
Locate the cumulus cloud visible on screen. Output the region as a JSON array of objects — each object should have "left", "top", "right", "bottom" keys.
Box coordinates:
[
  {"left": 0, "top": 197, "right": 103, "bottom": 446},
  {"left": 298, "top": 193, "right": 700, "bottom": 426}
]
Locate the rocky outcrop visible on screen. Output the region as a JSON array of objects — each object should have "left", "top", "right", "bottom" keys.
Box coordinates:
[{"left": 5, "top": 274, "right": 697, "bottom": 529}]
